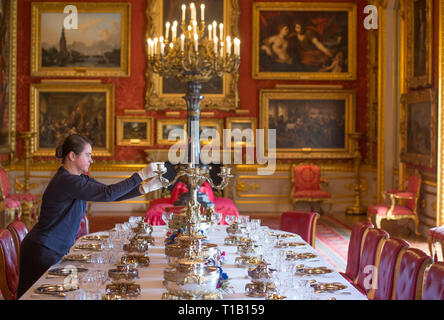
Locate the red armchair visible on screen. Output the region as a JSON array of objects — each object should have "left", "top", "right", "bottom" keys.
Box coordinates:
[
  {"left": 0, "top": 229, "right": 19, "bottom": 300},
  {"left": 7, "top": 221, "right": 28, "bottom": 261},
  {"left": 145, "top": 181, "right": 239, "bottom": 225},
  {"left": 367, "top": 170, "right": 421, "bottom": 236},
  {"left": 290, "top": 164, "right": 332, "bottom": 214},
  {"left": 422, "top": 262, "right": 444, "bottom": 300},
  {"left": 394, "top": 248, "right": 432, "bottom": 300},
  {"left": 371, "top": 237, "right": 410, "bottom": 300},
  {"left": 428, "top": 226, "right": 444, "bottom": 262},
  {"left": 280, "top": 211, "right": 320, "bottom": 247},
  {"left": 340, "top": 221, "right": 374, "bottom": 284}
]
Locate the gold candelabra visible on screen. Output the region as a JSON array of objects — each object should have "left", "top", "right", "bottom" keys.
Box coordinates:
[{"left": 346, "top": 132, "right": 367, "bottom": 216}]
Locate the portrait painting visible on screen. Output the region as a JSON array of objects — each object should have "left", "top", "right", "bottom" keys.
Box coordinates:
[
  {"left": 116, "top": 116, "right": 153, "bottom": 146},
  {"left": 400, "top": 89, "right": 437, "bottom": 167},
  {"left": 156, "top": 119, "right": 187, "bottom": 145},
  {"left": 252, "top": 2, "right": 356, "bottom": 80},
  {"left": 30, "top": 83, "right": 114, "bottom": 156},
  {"left": 0, "top": 0, "right": 17, "bottom": 154},
  {"left": 260, "top": 89, "right": 356, "bottom": 159},
  {"left": 145, "top": 0, "right": 240, "bottom": 110},
  {"left": 406, "top": 0, "right": 432, "bottom": 88},
  {"left": 31, "top": 2, "right": 130, "bottom": 77}
]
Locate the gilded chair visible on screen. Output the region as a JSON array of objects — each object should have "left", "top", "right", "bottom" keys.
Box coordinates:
[
  {"left": 367, "top": 170, "right": 421, "bottom": 236},
  {"left": 371, "top": 237, "right": 410, "bottom": 300},
  {"left": 0, "top": 229, "right": 19, "bottom": 300},
  {"left": 393, "top": 248, "right": 432, "bottom": 300},
  {"left": 422, "top": 262, "right": 444, "bottom": 300},
  {"left": 0, "top": 165, "right": 40, "bottom": 223},
  {"left": 427, "top": 226, "right": 444, "bottom": 262},
  {"left": 289, "top": 164, "right": 332, "bottom": 214},
  {"left": 280, "top": 211, "right": 320, "bottom": 247},
  {"left": 340, "top": 221, "right": 374, "bottom": 284},
  {"left": 354, "top": 228, "right": 389, "bottom": 296},
  {"left": 6, "top": 221, "right": 28, "bottom": 262}
]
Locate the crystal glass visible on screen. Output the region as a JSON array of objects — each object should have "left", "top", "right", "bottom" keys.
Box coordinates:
[
  {"left": 225, "top": 214, "right": 237, "bottom": 225},
  {"left": 161, "top": 211, "right": 173, "bottom": 232},
  {"left": 238, "top": 215, "right": 250, "bottom": 226}
]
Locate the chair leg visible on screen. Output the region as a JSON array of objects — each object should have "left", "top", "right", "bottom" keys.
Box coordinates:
[
  {"left": 375, "top": 216, "right": 382, "bottom": 229},
  {"left": 412, "top": 217, "right": 420, "bottom": 236},
  {"left": 427, "top": 237, "right": 434, "bottom": 257}
]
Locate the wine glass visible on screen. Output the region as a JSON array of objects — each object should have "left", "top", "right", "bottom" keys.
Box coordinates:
[
  {"left": 161, "top": 211, "right": 173, "bottom": 232},
  {"left": 225, "top": 215, "right": 237, "bottom": 226},
  {"left": 210, "top": 211, "right": 223, "bottom": 233}
]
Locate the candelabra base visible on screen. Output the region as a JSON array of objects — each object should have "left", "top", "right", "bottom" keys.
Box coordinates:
[{"left": 345, "top": 205, "right": 367, "bottom": 216}]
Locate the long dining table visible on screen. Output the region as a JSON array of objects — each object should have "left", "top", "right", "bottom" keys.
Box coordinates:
[{"left": 20, "top": 224, "right": 367, "bottom": 301}]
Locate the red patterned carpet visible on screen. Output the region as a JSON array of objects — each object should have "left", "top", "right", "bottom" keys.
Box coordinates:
[{"left": 315, "top": 215, "right": 352, "bottom": 273}]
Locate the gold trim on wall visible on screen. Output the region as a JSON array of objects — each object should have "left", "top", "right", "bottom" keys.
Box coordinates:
[
  {"left": 145, "top": 0, "right": 240, "bottom": 111},
  {"left": 438, "top": 0, "right": 444, "bottom": 226},
  {"left": 30, "top": 2, "right": 131, "bottom": 77}
]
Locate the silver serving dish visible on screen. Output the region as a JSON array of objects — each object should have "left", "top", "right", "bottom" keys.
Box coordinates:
[
  {"left": 123, "top": 238, "right": 150, "bottom": 253},
  {"left": 165, "top": 243, "right": 218, "bottom": 266},
  {"left": 121, "top": 253, "right": 150, "bottom": 268},
  {"left": 108, "top": 264, "right": 139, "bottom": 281},
  {"left": 226, "top": 222, "right": 247, "bottom": 236},
  {"left": 245, "top": 280, "right": 277, "bottom": 298},
  {"left": 235, "top": 256, "right": 263, "bottom": 268},
  {"left": 105, "top": 282, "right": 141, "bottom": 299},
  {"left": 224, "top": 235, "right": 250, "bottom": 246},
  {"left": 247, "top": 262, "right": 275, "bottom": 283},
  {"left": 237, "top": 242, "right": 262, "bottom": 257}
]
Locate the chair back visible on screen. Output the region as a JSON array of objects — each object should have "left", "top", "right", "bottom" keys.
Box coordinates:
[
  {"left": 0, "top": 229, "right": 18, "bottom": 300},
  {"left": 0, "top": 165, "right": 11, "bottom": 198},
  {"left": 343, "top": 221, "right": 374, "bottom": 282},
  {"left": 75, "top": 214, "right": 89, "bottom": 241},
  {"left": 372, "top": 237, "right": 410, "bottom": 300},
  {"left": 6, "top": 221, "right": 28, "bottom": 260},
  {"left": 422, "top": 262, "right": 444, "bottom": 300},
  {"left": 394, "top": 248, "right": 432, "bottom": 300},
  {"left": 280, "top": 211, "right": 320, "bottom": 247},
  {"left": 355, "top": 228, "right": 389, "bottom": 294},
  {"left": 171, "top": 181, "right": 215, "bottom": 204},
  {"left": 406, "top": 171, "right": 421, "bottom": 211},
  {"left": 292, "top": 164, "right": 322, "bottom": 192}
]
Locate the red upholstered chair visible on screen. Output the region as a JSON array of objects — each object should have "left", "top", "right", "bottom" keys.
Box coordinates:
[
  {"left": 394, "top": 248, "right": 433, "bottom": 300},
  {"left": 422, "top": 262, "right": 444, "bottom": 300},
  {"left": 371, "top": 237, "right": 410, "bottom": 300},
  {"left": 6, "top": 221, "right": 28, "bottom": 261},
  {"left": 367, "top": 170, "right": 421, "bottom": 236},
  {"left": 340, "top": 221, "right": 374, "bottom": 284},
  {"left": 0, "top": 229, "right": 19, "bottom": 300},
  {"left": 290, "top": 164, "right": 332, "bottom": 214},
  {"left": 427, "top": 226, "right": 444, "bottom": 262},
  {"left": 75, "top": 214, "right": 90, "bottom": 241},
  {"left": 280, "top": 211, "right": 320, "bottom": 247},
  {"left": 145, "top": 181, "right": 239, "bottom": 225},
  {"left": 353, "top": 228, "right": 389, "bottom": 296}
]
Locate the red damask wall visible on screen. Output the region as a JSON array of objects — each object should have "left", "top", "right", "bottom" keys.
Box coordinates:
[{"left": 15, "top": 0, "right": 369, "bottom": 163}]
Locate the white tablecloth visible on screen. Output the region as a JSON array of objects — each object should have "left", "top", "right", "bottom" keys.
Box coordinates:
[{"left": 20, "top": 225, "right": 367, "bottom": 300}]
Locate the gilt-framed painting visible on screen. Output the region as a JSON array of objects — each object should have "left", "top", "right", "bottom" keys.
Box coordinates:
[
  {"left": 199, "top": 118, "right": 224, "bottom": 145},
  {"left": 30, "top": 2, "right": 131, "bottom": 77},
  {"left": 259, "top": 88, "right": 356, "bottom": 159},
  {"left": 145, "top": 0, "right": 240, "bottom": 110},
  {"left": 406, "top": 0, "right": 433, "bottom": 88},
  {"left": 116, "top": 116, "right": 153, "bottom": 146},
  {"left": 225, "top": 117, "right": 257, "bottom": 147},
  {"left": 0, "top": 0, "right": 17, "bottom": 154},
  {"left": 156, "top": 118, "right": 187, "bottom": 145},
  {"left": 400, "top": 89, "right": 437, "bottom": 167},
  {"left": 30, "top": 82, "right": 115, "bottom": 156},
  {"left": 252, "top": 2, "right": 357, "bottom": 80}
]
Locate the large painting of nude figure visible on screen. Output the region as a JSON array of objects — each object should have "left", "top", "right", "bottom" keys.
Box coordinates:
[{"left": 252, "top": 2, "right": 356, "bottom": 80}]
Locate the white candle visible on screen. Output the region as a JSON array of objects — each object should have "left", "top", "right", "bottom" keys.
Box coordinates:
[
  {"left": 172, "top": 21, "right": 178, "bottom": 42},
  {"left": 208, "top": 25, "right": 212, "bottom": 41},
  {"left": 180, "top": 34, "right": 185, "bottom": 51},
  {"left": 147, "top": 38, "right": 152, "bottom": 56},
  {"left": 219, "top": 23, "right": 223, "bottom": 41},
  {"left": 182, "top": 4, "right": 186, "bottom": 22},
  {"left": 200, "top": 4, "right": 205, "bottom": 22},
  {"left": 194, "top": 33, "right": 198, "bottom": 52},
  {"left": 220, "top": 41, "right": 224, "bottom": 57},
  {"left": 160, "top": 42, "right": 165, "bottom": 55},
  {"left": 190, "top": 3, "right": 196, "bottom": 21},
  {"left": 192, "top": 20, "right": 197, "bottom": 35},
  {"left": 153, "top": 37, "right": 158, "bottom": 55},
  {"left": 226, "top": 36, "right": 231, "bottom": 56},
  {"left": 212, "top": 21, "right": 217, "bottom": 40},
  {"left": 165, "top": 22, "right": 170, "bottom": 42},
  {"left": 234, "top": 37, "right": 240, "bottom": 56},
  {"left": 214, "top": 36, "right": 218, "bottom": 56}
]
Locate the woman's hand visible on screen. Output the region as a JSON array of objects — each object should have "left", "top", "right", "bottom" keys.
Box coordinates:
[
  {"left": 138, "top": 162, "right": 166, "bottom": 180},
  {"left": 140, "top": 176, "right": 163, "bottom": 194}
]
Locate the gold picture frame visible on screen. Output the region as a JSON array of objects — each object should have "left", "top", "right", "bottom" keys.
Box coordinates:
[
  {"left": 259, "top": 88, "right": 356, "bottom": 159},
  {"left": 116, "top": 116, "right": 154, "bottom": 147},
  {"left": 400, "top": 89, "right": 437, "bottom": 167},
  {"left": 199, "top": 118, "right": 224, "bottom": 145},
  {"left": 145, "top": 0, "right": 240, "bottom": 111},
  {"left": 30, "top": 2, "right": 131, "bottom": 77},
  {"left": 156, "top": 118, "right": 187, "bottom": 145},
  {"left": 30, "top": 82, "right": 115, "bottom": 157},
  {"left": 225, "top": 117, "right": 257, "bottom": 147},
  {"left": 406, "top": 0, "right": 433, "bottom": 89},
  {"left": 252, "top": 2, "right": 357, "bottom": 80}
]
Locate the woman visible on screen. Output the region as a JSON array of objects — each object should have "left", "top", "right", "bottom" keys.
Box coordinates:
[{"left": 17, "top": 134, "right": 165, "bottom": 298}]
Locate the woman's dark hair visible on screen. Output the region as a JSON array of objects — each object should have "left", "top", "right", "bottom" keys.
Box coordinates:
[{"left": 55, "top": 134, "right": 92, "bottom": 162}]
